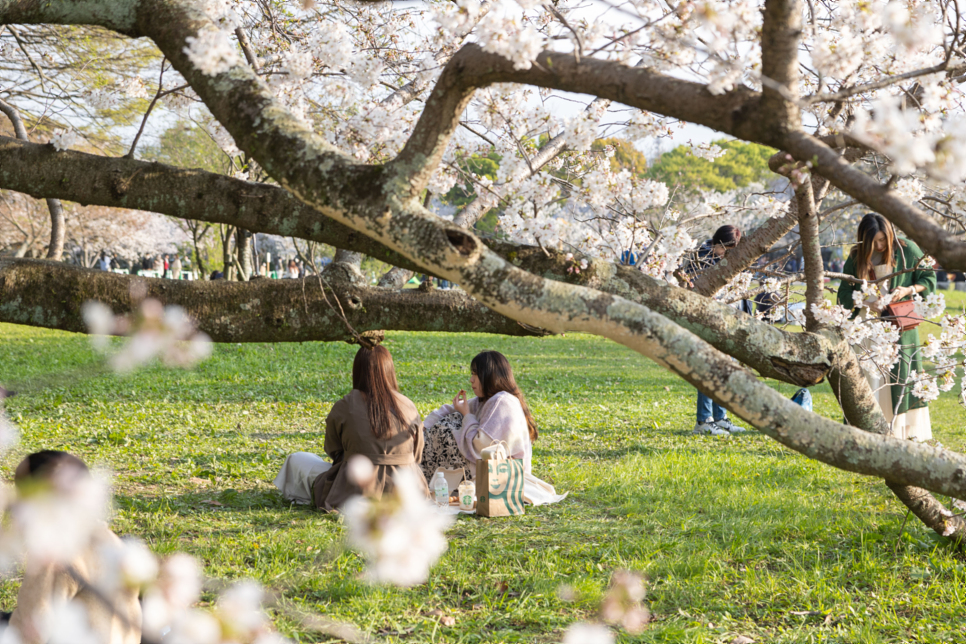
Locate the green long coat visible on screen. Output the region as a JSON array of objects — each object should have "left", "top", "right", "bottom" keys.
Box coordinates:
[{"left": 836, "top": 238, "right": 937, "bottom": 416}]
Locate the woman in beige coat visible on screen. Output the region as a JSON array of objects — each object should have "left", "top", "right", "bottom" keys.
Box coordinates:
[{"left": 274, "top": 345, "right": 429, "bottom": 511}]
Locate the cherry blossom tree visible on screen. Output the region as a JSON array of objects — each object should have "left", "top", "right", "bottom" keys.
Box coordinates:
[{"left": 3, "top": 0, "right": 966, "bottom": 549}]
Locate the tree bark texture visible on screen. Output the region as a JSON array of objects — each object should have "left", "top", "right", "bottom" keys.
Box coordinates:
[{"left": 0, "top": 258, "right": 545, "bottom": 342}]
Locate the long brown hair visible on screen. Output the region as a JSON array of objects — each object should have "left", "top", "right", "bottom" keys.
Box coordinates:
[
  {"left": 849, "top": 213, "right": 904, "bottom": 281},
  {"left": 352, "top": 346, "right": 403, "bottom": 439},
  {"left": 470, "top": 351, "right": 538, "bottom": 442}
]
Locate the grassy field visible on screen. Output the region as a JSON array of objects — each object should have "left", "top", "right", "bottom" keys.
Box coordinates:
[{"left": 2, "top": 316, "right": 966, "bottom": 644}]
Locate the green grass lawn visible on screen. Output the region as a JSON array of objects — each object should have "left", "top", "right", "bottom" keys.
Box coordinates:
[{"left": 2, "top": 322, "right": 966, "bottom": 643}]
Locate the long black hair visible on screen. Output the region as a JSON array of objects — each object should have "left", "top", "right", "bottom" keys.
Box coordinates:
[
  {"left": 352, "top": 345, "right": 403, "bottom": 439},
  {"left": 470, "top": 351, "right": 538, "bottom": 441}
]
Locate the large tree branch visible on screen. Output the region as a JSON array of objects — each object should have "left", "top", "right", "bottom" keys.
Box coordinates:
[
  {"left": 0, "top": 135, "right": 422, "bottom": 273},
  {"left": 390, "top": 43, "right": 768, "bottom": 197},
  {"left": 0, "top": 98, "right": 66, "bottom": 260},
  {"left": 0, "top": 258, "right": 544, "bottom": 341},
  {"left": 796, "top": 176, "right": 823, "bottom": 331},
  {"left": 0, "top": 133, "right": 838, "bottom": 386},
  {"left": 782, "top": 131, "right": 966, "bottom": 269},
  {"left": 759, "top": 0, "right": 802, "bottom": 130}
]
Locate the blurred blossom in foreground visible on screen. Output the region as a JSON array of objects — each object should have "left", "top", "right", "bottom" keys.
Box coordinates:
[
  {"left": 142, "top": 557, "right": 289, "bottom": 644},
  {"left": 0, "top": 466, "right": 110, "bottom": 571},
  {"left": 599, "top": 570, "right": 650, "bottom": 634},
  {"left": 342, "top": 465, "right": 453, "bottom": 586},
  {"left": 0, "top": 407, "right": 20, "bottom": 452},
  {"left": 82, "top": 299, "right": 212, "bottom": 373},
  {"left": 561, "top": 623, "right": 614, "bottom": 644}
]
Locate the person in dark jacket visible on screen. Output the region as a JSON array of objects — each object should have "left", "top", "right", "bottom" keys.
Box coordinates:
[{"left": 680, "top": 225, "right": 751, "bottom": 436}]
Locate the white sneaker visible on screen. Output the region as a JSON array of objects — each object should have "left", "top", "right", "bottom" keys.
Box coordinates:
[
  {"left": 693, "top": 421, "right": 729, "bottom": 436},
  {"left": 714, "top": 419, "right": 746, "bottom": 434}
]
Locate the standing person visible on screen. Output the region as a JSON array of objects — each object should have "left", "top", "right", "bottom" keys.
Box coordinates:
[
  {"left": 97, "top": 253, "right": 110, "bottom": 271},
  {"left": 837, "top": 213, "right": 937, "bottom": 441},
  {"left": 678, "top": 225, "right": 751, "bottom": 436},
  {"left": 421, "top": 351, "right": 566, "bottom": 506},
  {"left": 169, "top": 255, "right": 182, "bottom": 280},
  {"left": 273, "top": 345, "right": 428, "bottom": 510},
  {"left": 286, "top": 259, "right": 300, "bottom": 279}
]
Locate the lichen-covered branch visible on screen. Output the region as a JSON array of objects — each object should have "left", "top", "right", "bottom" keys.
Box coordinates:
[
  {"left": 0, "top": 135, "right": 420, "bottom": 273},
  {"left": 0, "top": 258, "right": 544, "bottom": 342}
]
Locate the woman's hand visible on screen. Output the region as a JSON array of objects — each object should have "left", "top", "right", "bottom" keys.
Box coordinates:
[
  {"left": 892, "top": 286, "right": 914, "bottom": 301},
  {"left": 452, "top": 390, "right": 470, "bottom": 416}
]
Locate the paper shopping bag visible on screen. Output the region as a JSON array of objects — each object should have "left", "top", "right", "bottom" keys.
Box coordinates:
[{"left": 476, "top": 457, "right": 525, "bottom": 517}]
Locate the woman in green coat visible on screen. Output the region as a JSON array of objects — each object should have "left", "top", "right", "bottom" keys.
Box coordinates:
[{"left": 837, "top": 213, "right": 937, "bottom": 440}]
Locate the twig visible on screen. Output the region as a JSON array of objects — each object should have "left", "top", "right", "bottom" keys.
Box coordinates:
[
  {"left": 805, "top": 63, "right": 949, "bottom": 104},
  {"left": 126, "top": 58, "right": 168, "bottom": 159}
]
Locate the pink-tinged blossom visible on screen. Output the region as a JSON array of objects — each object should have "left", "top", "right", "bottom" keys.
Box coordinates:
[
  {"left": 342, "top": 468, "right": 453, "bottom": 587},
  {"left": 81, "top": 298, "right": 213, "bottom": 374},
  {"left": 599, "top": 570, "right": 649, "bottom": 634},
  {"left": 96, "top": 537, "right": 160, "bottom": 598},
  {"left": 913, "top": 292, "right": 945, "bottom": 320},
  {"left": 910, "top": 370, "right": 940, "bottom": 401},
  {"left": 86, "top": 88, "right": 119, "bottom": 110},
  {"left": 0, "top": 408, "right": 19, "bottom": 452},
  {"left": 812, "top": 26, "right": 864, "bottom": 79},
  {"left": 0, "top": 468, "right": 110, "bottom": 571}
]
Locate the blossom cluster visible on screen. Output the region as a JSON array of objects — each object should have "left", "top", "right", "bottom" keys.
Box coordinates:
[
  {"left": 341, "top": 457, "right": 453, "bottom": 587},
  {"left": 82, "top": 297, "right": 212, "bottom": 373}
]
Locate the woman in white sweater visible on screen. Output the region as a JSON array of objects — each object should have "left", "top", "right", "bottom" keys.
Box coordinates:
[{"left": 421, "top": 351, "right": 566, "bottom": 506}]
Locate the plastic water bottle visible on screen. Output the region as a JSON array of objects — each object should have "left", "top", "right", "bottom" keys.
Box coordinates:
[{"left": 433, "top": 472, "right": 449, "bottom": 507}]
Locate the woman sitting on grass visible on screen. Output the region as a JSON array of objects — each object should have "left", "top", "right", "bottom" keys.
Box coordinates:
[
  {"left": 273, "top": 344, "right": 429, "bottom": 510},
  {"left": 421, "top": 350, "right": 566, "bottom": 506}
]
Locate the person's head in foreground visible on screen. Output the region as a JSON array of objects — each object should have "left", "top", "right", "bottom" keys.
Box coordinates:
[
  {"left": 469, "top": 351, "right": 538, "bottom": 441},
  {"left": 14, "top": 450, "right": 90, "bottom": 495},
  {"left": 711, "top": 225, "right": 741, "bottom": 258},
  {"left": 353, "top": 344, "right": 404, "bottom": 439},
  {"left": 851, "top": 212, "right": 902, "bottom": 280}
]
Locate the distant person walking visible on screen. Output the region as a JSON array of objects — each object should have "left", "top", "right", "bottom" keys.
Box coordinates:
[{"left": 169, "top": 255, "right": 182, "bottom": 280}]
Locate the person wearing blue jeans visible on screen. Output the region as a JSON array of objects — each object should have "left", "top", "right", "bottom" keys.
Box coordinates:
[
  {"left": 695, "top": 391, "right": 741, "bottom": 436},
  {"left": 677, "top": 224, "right": 751, "bottom": 436}
]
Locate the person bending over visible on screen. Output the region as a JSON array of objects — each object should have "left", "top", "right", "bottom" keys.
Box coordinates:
[{"left": 677, "top": 225, "right": 751, "bottom": 436}]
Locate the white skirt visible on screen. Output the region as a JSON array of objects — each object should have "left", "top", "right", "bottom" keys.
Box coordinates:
[
  {"left": 273, "top": 452, "right": 332, "bottom": 504},
  {"left": 857, "top": 298, "right": 932, "bottom": 442},
  {"left": 864, "top": 359, "right": 932, "bottom": 442}
]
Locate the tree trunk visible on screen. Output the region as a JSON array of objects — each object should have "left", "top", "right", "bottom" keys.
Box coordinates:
[
  {"left": 236, "top": 228, "right": 253, "bottom": 281},
  {"left": 44, "top": 197, "right": 65, "bottom": 261}
]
